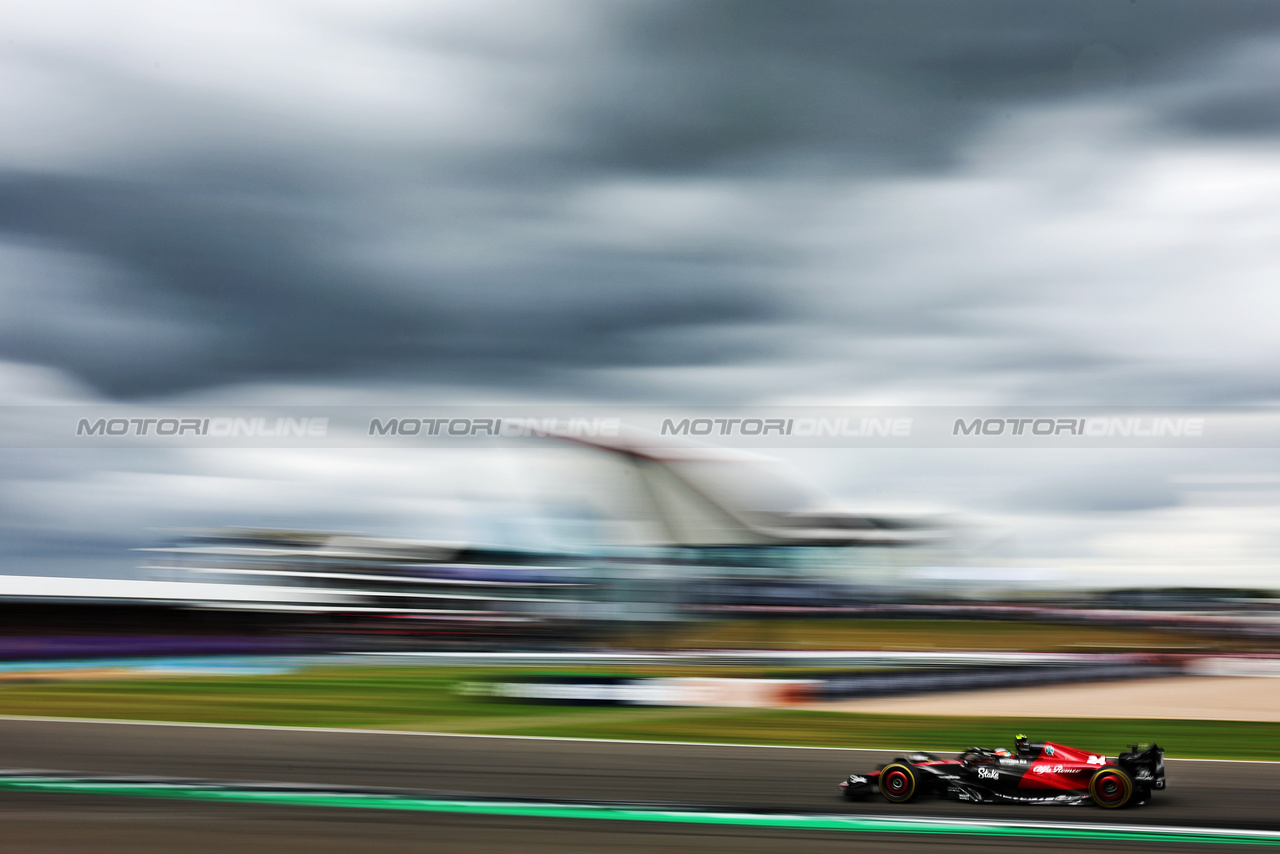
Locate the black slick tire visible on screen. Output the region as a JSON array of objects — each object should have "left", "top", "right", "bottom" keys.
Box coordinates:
[
  {"left": 1089, "top": 767, "right": 1134, "bottom": 809},
  {"left": 878, "top": 763, "right": 918, "bottom": 803}
]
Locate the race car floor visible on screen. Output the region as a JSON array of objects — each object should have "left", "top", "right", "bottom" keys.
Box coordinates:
[{"left": 801, "top": 676, "right": 1280, "bottom": 720}]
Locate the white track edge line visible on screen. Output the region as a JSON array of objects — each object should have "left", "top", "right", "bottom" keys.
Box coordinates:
[{"left": 1, "top": 714, "right": 1278, "bottom": 763}]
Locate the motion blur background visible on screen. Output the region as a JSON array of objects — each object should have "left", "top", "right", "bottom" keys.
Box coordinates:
[{"left": 1, "top": 1, "right": 1280, "bottom": 664}]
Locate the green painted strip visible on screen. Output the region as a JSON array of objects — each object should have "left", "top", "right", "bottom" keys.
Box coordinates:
[{"left": 1, "top": 777, "right": 1277, "bottom": 846}]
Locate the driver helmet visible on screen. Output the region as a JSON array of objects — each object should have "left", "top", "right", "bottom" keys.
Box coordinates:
[{"left": 993, "top": 748, "right": 1011, "bottom": 758}]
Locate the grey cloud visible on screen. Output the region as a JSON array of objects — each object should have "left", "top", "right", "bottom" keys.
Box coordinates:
[
  {"left": 8, "top": 1, "right": 1280, "bottom": 584},
  {"left": 0, "top": 168, "right": 787, "bottom": 398},
  {"left": 1179, "top": 95, "right": 1280, "bottom": 136},
  {"left": 1006, "top": 466, "right": 1181, "bottom": 514},
  {"left": 564, "top": 1, "right": 1280, "bottom": 174},
  {"left": 1, "top": 1, "right": 1280, "bottom": 405}
]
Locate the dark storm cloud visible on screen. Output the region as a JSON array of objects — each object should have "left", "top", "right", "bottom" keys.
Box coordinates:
[
  {"left": 1179, "top": 95, "right": 1280, "bottom": 136},
  {"left": 1, "top": 0, "right": 1279, "bottom": 402},
  {"left": 0, "top": 168, "right": 785, "bottom": 397},
  {"left": 565, "top": 0, "right": 1280, "bottom": 174}
]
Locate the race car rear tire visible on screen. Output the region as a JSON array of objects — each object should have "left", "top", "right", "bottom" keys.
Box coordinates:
[
  {"left": 878, "top": 763, "right": 919, "bottom": 803},
  {"left": 1089, "top": 767, "right": 1134, "bottom": 809}
]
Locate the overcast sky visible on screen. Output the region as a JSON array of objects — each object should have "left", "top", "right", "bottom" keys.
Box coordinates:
[{"left": 3, "top": 1, "right": 1280, "bottom": 586}]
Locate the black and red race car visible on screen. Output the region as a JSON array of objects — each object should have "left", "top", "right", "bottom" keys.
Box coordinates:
[{"left": 839, "top": 735, "right": 1164, "bottom": 808}]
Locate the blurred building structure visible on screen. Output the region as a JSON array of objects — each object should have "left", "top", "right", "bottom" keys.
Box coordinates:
[
  {"left": 133, "top": 437, "right": 945, "bottom": 638},
  {"left": 2, "top": 436, "right": 1277, "bottom": 652}
]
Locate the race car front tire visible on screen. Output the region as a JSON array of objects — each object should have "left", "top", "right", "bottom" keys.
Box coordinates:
[
  {"left": 878, "top": 763, "right": 919, "bottom": 803},
  {"left": 1089, "top": 767, "right": 1134, "bottom": 809}
]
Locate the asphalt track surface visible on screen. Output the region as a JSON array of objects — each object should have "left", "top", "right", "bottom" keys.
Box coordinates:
[{"left": 1, "top": 717, "right": 1276, "bottom": 852}]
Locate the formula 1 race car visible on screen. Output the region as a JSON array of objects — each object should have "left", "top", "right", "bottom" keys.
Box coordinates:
[{"left": 839, "top": 735, "right": 1165, "bottom": 808}]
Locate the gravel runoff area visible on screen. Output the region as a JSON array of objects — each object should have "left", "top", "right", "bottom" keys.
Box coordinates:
[{"left": 800, "top": 676, "right": 1280, "bottom": 721}]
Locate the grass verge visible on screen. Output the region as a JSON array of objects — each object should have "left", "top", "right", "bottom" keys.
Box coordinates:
[
  {"left": 0, "top": 665, "right": 1275, "bottom": 760},
  {"left": 616, "top": 618, "right": 1233, "bottom": 652}
]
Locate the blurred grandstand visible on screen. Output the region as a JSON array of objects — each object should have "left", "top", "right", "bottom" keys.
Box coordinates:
[
  {"left": 1, "top": 435, "right": 1277, "bottom": 654},
  {"left": 131, "top": 437, "right": 944, "bottom": 639}
]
